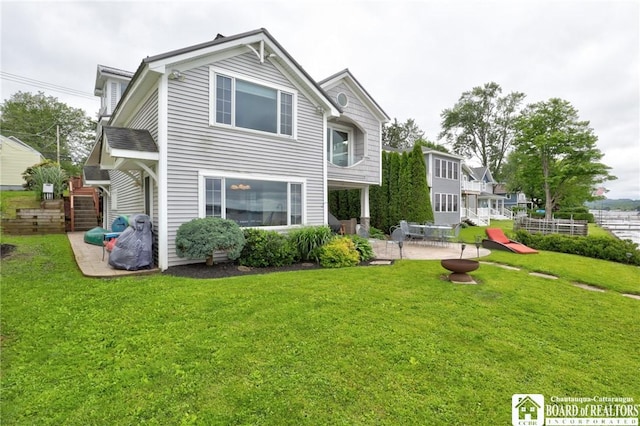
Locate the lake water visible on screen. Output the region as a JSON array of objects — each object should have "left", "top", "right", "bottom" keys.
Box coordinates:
[{"left": 590, "top": 210, "right": 640, "bottom": 245}]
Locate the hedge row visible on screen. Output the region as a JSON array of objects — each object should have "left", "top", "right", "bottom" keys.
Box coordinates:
[
  {"left": 176, "top": 218, "right": 375, "bottom": 268},
  {"left": 513, "top": 230, "right": 640, "bottom": 265}
]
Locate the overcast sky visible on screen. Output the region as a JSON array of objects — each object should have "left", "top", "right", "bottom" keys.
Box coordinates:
[{"left": 1, "top": 0, "right": 638, "bottom": 199}]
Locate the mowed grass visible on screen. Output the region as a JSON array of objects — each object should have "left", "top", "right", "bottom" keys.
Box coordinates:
[
  {"left": 0, "top": 191, "right": 39, "bottom": 219},
  {"left": 2, "top": 234, "right": 639, "bottom": 425}
]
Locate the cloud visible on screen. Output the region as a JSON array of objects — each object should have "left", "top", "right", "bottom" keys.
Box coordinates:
[{"left": 1, "top": 0, "right": 638, "bottom": 199}]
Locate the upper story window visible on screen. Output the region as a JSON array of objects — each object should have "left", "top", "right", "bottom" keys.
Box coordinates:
[
  {"left": 327, "top": 125, "right": 353, "bottom": 167},
  {"left": 211, "top": 68, "right": 295, "bottom": 137},
  {"left": 434, "top": 158, "right": 459, "bottom": 180}
]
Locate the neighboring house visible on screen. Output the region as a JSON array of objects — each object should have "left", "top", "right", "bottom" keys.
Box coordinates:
[
  {"left": 85, "top": 28, "right": 389, "bottom": 270},
  {"left": 425, "top": 149, "right": 463, "bottom": 225},
  {"left": 384, "top": 145, "right": 463, "bottom": 226},
  {"left": 493, "top": 183, "right": 531, "bottom": 211},
  {"left": 461, "top": 165, "right": 510, "bottom": 225},
  {"left": 0, "top": 134, "right": 45, "bottom": 190}
]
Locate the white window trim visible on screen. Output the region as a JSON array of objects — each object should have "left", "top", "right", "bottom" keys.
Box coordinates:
[
  {"left": 209, "top": 66, "right": 298, "bottom": 139},
  {"left": 435, "top": 159, "right": 460, "bottom": 180},
  {"left": 434, "top": 192, "right": 459, "bottom": 213},
  {"left": 327, "top": 123, "right": 354, "bottom": 167},
  {"left": 198, "top": 170, "right": 306, "bottom": 229}
]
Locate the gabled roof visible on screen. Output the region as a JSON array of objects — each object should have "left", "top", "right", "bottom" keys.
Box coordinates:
[
  {"left": 319, "top": 68, "right": 390, "bottom": 123},
  {"left": 471, "top": 166, "right": 496, "bottom": 183},
  {"left": 111, "top": 28, "right": 341, "bottom": 123},
  {"left": 0, "top": 134, "right": 44, "bottom": 157}
]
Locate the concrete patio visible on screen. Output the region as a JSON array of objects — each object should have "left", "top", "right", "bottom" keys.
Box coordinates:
[
  {"left": 67, "top": 232, "right": 159, "bottom": 278},
  {"left": 68, "top": 231, "right": 490, "bottom": 278}
]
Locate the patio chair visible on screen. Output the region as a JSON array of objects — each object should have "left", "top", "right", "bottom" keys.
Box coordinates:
[
  {"left": 482, "top": 228, "right": 538, "bottom": 254},
  {"left": 397, "top": 220, "right": 424, "bottom": 240},
  {"left": 386, "top": 227, "right": 406, "bottom": 259},
  {"left": 444, "top": 223, "right": 462, "bottom": 245}
]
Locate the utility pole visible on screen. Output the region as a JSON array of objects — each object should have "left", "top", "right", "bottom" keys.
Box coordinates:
[{"left": 56, "top": 124, "right": 60, "bottom": 164}]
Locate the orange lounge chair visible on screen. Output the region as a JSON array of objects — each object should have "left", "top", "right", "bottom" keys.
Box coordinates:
[{"left": 482, "top": 228, "right": 538, "bottom": 254}]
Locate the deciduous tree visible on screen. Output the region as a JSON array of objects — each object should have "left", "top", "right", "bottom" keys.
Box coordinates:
[
  {"left": 439, "top": 82, "right": 524, "bottom": 180},
  {"left": 0, "top": 91, "right": 96, "bottom": 176},
  {"left": 510, "top": 98, "right": 615, "bottom": 219},
  {"left": 383, "top": 118, "right": 425, "bottom": 149}
]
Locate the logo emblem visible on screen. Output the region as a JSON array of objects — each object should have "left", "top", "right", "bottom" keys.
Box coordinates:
[{"left": 512, "top": 394, "right": 544, "bottom": 426}]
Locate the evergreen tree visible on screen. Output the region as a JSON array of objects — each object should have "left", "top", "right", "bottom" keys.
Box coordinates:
[
  {"left": 399, "top": 151, "right": 413, "bottom": 220},
  {"left": 409, "top": 145, "right": 434, "bottom": 222},
  {"left": 387, "top": 153, "right": 402, "bottom": 230}
]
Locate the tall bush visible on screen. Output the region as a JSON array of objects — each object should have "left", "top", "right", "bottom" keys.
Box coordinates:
[
  {"left": 239, "top": 229, "right": 296, "bottom": 267},
  {"left": 175, "top": 217, "right": 245, "bottom": 263},
  {"left": 409, "top": 145, "right": 434, "bottom": 223},
  {"left": 22, "top": 160, "right": 67, "bottom": 199},
  {"left": 287, "top": 226, "right": 334, "bottom": 262}
]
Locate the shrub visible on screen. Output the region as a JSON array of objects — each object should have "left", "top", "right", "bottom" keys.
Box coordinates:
[
  {"left": 175, "top": 218, "right": 245, "bottom": 262},
  {"left": 287, "top": 226, "right": 333, "bottom": 262},
  {"left": 22, "top": 160, "right": 67, "bottom": 199},
  {"left": 368, "top": 226, "right": 386, "bottom": 240},
  {"left": 239, "top": 229, "right": 296, "bottom": 267},
  {"left": 553, "top": 212, "right": 595, "bottom": 222},
  {"left": 318, "top": 237, "right": 360, "bottom": 268},
  {"left": 514, "top": 230, "right": 640, "bottom": 265},
  {"left": 348, "top": 234, "right": 375, "bottom": 262}
]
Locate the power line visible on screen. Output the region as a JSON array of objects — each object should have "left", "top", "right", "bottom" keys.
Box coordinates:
[{"left": 0, "top": 71, "right": 95, "bottom": 100}]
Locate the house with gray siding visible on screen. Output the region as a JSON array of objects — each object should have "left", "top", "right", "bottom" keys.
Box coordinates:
[
  {"left": 384, "top": 146, "right": 463, "bottom": 226},
  {"left": 85, "top": 28, "right": 389, "bottom": 270}
]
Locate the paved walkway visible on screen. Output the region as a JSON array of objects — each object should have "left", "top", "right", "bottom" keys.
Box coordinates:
[
  {"left": 67, "top": 232, "right": 489, "bottom": 278},
  {"left": 67, "top": 232, "right": 159, "bottom": 278}
]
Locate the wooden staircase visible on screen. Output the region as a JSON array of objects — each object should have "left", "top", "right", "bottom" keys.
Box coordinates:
[{"left": 68, "top": 177, "right": 100, "bottom": 231}]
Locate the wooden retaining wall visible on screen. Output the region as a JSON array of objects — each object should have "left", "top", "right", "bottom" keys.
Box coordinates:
[
  {"left": 1, "top": 202, "right": 65, "bottom": 235},
  {"left": 514, "top": 217, "right": 589, "bottom": 236}
]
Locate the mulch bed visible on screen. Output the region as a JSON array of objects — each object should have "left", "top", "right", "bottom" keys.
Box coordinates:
[
  {"left": 163, "top": 260, "right": 392, "bottom": 279},
  {"left": 1, "top": 244, "right": 16, "bottom": 259}
]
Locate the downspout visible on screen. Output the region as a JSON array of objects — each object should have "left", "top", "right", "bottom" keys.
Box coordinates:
[
  {"left": 322, "top": 108, "right": 328, "bottom": 226},
  {"left": 157, "top": 73, "right": 169, "bottom": 270}
]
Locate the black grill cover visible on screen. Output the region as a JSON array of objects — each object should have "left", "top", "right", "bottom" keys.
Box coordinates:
[{"left": 108, "top": 214, "right": 153, "bottom": 270}]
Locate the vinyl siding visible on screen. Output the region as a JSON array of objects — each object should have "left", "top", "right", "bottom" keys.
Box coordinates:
[
  {"left": 164, "top": 52, "right": 326, "bottom": 267},
  {"left": 0, "top": 141, "right": 42, "bottom": 187},
  {"left": 429, "top": 153, "right": 461, "bottom": 225},
  {"left": 324, "top": 82, "right": 381, "bottom": 185},
  {"left": 106, "top": 90, "right": 158, "bottom": 239}
]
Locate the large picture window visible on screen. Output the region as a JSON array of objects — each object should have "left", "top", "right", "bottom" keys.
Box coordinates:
[
  {"left": 212, "top": 70, "right": 295, "bottom": 137},
  {"left": 204, "top": 176, "right": 303, "bottom": 227}
]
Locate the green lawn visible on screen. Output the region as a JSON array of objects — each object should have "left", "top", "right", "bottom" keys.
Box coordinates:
[
  {"left": 2, "top": 234, "right": 639, "bottom": 425},
  {"left": 0, "top": 191, "right": 39, "bottom": 219}
]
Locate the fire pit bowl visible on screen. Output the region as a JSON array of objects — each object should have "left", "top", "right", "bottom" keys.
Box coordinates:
[{"left": 440, "top": 259, "right": 480, "bottom": 283}]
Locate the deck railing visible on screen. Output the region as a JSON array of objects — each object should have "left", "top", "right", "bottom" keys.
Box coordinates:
[{"left": 514, "top": 217, "right": 588, "bottom": 236}]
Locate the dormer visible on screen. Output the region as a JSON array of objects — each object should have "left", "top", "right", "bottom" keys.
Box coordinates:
[{"left": 94, "top": 65, "right": 134, "bottom": 119}]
